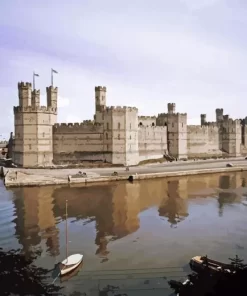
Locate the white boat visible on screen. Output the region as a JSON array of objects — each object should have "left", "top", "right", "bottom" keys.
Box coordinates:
[
  {"left": 60, "top": 254, "right": 83, "bottom": 275},
  {"left": 60, "top": 200, "right": 83, "bottom": 276}
]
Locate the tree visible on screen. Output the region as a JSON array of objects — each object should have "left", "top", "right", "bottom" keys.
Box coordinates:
[
  {"left": 0, "top": 248, "right": 62, "bottom": 296},
  {"left": 228, "top": 255, "right": 247, "bottom": 271}
]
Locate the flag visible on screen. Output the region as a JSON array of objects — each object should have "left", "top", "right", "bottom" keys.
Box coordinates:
[
  {"left": 34, "top": 73, "right": 39, "bottom": 77},
  {"left": 52, "top": 68, "right": 58, "bottom": 74}
]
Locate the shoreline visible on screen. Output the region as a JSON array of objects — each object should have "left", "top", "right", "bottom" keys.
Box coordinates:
[{"left": 3, "top": 166, "right": 247, "bottom": 188}]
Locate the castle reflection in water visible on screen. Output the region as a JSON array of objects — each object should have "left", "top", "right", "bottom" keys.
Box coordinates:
[{"left": 11, "top": 172, "right": 247, "bottom": 258}]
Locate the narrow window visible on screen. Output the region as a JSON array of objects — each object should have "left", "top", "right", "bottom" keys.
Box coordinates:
[
  {"left": 118, "top": 134, "right": 120, "bottom": 140},
  {"left": 106, "top": 133, "right": 108, "bottom": 140},
  {"left": 118, "top": 122, "right": 121, "bottom": 129}
]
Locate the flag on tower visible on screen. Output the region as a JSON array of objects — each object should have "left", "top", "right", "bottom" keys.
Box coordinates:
[
  {"left": 34, "top": 73, "right": 39, "bottom": 77},
  {"left": 52, "top": 69, "right": 58, "bottom": 74}
]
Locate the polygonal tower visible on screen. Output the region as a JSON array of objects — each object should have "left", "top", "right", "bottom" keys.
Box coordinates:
[
  {"left": 201, "top": 114, "right": 207, "bottom": 125},
  {"left": 166, "top": 102, "right": 187, "bottom": 159},
  {"left": 13, "top": 82, "right": 57, "bottom": 167},
  {"left": 216, "top": 108, "right": 223, "bottom": 123},
  {"left": 168, "top": 103, "right": 176, "bottom": 114}
]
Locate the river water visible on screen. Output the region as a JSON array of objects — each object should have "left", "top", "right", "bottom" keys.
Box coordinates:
[{"left": 1, "top": 172, "right": 247, "bottom": 295}]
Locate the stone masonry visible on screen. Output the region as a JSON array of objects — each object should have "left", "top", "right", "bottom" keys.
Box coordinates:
[{"left": 10, "top": 82, "right": 247, "bottom": 167}]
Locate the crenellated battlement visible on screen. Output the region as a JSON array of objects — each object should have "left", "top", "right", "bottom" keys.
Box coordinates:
[
  {"left": 95, "top": 86, "right": 107, "bottom": 91},
  {"left": 18, "top": 82, "right": 32, "bottom": 88},
  {"left": 138, "top": 125, "right": 167, "bottom": 130},
  {"left": 205, "top": 122, "right": 219, "bottom": 128},
  {"left": 46, "top": 86, "right": 58, "bottom": 92},
  {"left": 157, "top": 112, "right": 187, "bottom": 117},
  {"left": 53, "top": 121, "right": 103, "bottom": 134},
  {"left": 138, "top": 116, "right": 156, "bottom": 120},
  {"left": 106, "top": 106, "right": 138, "bottom": 112},
  {"left": 54, "top": 120, "right": 101, "bottom": 128},
  {"left": 223, "top": 118, "right": 242, "bottom": 125},
  {"left": 188, "top": 125, "right": 219, "bottom": 133},
  {"left": 32, "top": 89, "right": 40, "bottom": 94},
  {"left": 13, "top": 105, "right": 57, "bottom": 114}
]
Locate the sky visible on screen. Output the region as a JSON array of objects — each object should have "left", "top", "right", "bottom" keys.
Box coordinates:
[{"left": 0, "top": 0, "right": 247, "bottom": 140}]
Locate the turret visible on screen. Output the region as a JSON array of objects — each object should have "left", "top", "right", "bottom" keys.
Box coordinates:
[
  {"left": 31, "top": 89, "right": 40, "bottom": 107},
  {"left": 18, "top": 82, "right": 32, "bottom": 107},
  {"left": 201, "top": 114, "right": 206, "bottom": 125},
  {"left": 95, "top": 86, "right": 106, "bottom": 112},
  {"left": 167, "top": 103, "right": 176, "bottom": 114},
  {"left": 46, "top": 86, "right": 58, "bottom": 108},
  {"left": 216, "top": 108, "right": 223, "bottom": 123}
]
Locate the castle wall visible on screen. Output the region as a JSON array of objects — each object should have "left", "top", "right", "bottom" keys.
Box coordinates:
[
  {"left": 187, "top": 125, "right": 222, "bottom": 158},
  {"left": 52, "top": 122, "right": 106, "bottom": 164},
  {"left": 138, "top": 116, "right": 156, "bottom": 127},
  {"left": 138, "top": 126, "right": 167, "bottom": 161}
]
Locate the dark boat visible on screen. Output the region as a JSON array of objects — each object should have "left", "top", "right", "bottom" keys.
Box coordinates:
[{"left": 190, "top": 256, "right": 233, "bottom": 273}]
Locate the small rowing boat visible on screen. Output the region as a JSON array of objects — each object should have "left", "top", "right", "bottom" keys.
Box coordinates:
[{"left": 190, "top": 256, "right": 232, "bottom": 273}]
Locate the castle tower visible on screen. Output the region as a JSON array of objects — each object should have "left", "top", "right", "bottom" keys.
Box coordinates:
[
  {"left": 13, "top": 82, "right": 57, "bottom": 167},
  {"left": 46, "top": 86, "right": 58, "bottom": 125},
  {"left": 31, "top": 89, "right": 40, "bottom": 107},
  {"left": 46, "top": 86, "right": 58, "bottom": 108},
  {"left": 95, "top": 86, "right": 107, "bottom": 123},
  {"left": 201, "top": 114, "right": 206, "bottom": 125},
  {"left": 222, "top": 116, "right": 241, "bottom": 157},
  {"left": 166, "top": 103, "right": 187, "bottom": 159},
  {"left": 103, "top": 106, "right": 139, "bottom": 166},
  {"left": 216, "top": 108, "right": 223, "bottom": 123},
  {"left": 168, "top": 103, "right": 176, "bottom": 114},
  {"left": 95, "top": 86, "right": 106, "bottom": 112},
  {"left": 18, "top": 82, "right": 32, "bottom": 107}
]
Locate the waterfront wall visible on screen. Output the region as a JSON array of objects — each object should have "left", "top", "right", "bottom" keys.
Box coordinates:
[
  {"left": 138, "top": 126, "right": 167, "bottom": 161},
  {"left": 52, "top": 122, "right": 107, "bottom": 163},
  {"left": 187, "top": 125, "right": 222, "bottom": 158}
]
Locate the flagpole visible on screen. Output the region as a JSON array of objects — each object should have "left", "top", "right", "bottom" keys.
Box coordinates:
[
  {"left": 33, "top": 72, "right": 35, "bottom": 90},
  {"left": 51, "top": 68, "right": 53, "bottom": 87}
]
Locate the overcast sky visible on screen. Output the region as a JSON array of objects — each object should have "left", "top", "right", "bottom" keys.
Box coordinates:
[{"left": 0, "top": 0, "right": 247, "bottom": 140}]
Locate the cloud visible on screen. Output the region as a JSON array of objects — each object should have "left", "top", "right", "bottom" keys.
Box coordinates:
[{"left": 0, "top": 0, "right": 247, "bottom": 137}]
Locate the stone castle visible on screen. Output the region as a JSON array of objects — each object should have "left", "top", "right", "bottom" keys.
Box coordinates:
[{"left": 10, "top": 81, "right": 247, "bottom": 167}]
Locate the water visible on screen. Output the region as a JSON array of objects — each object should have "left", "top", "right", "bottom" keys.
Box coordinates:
[{"left": 1, "top": 172, "right": 247, "bottom": 295}]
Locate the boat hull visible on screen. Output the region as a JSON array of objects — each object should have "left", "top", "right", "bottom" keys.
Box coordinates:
[
  {"left": 190, "top": 256, "right": 232, "bottom": 273},
  {"left": 60, "top": 254, "right": 83, "bottom": 276}
]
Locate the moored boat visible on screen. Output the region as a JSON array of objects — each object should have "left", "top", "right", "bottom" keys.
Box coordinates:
[
  {"left": 59, "top": 200, "right": 83, "bottom": 276},
  {"left": 190, "top": 256, "right": 232, "bottom": 273},
  {"left": 60, "top": 254, "right": 83, "bottom": 276}
]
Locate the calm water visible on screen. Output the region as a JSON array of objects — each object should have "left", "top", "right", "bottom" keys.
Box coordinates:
[{"left": 1, "top": 172, "right": 247, "bottom": 295}]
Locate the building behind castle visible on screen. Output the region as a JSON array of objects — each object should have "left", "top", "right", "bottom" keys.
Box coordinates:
[{"left": 10, "top": 82, "right": 247, "bottom": 167}]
